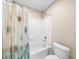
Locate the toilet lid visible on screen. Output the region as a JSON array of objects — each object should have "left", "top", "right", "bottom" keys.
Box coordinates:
[{"left": 45, "top": 55, "right": 59, "bottom": 59}]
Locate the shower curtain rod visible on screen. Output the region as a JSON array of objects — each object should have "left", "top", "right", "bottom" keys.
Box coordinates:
[
  {"left": 7, "top": 0, "right": 27, "bottom": 8},
  {"left": 8, "top": 0, "right": 39, "bottom": 12},
  {"left": 5, "top": 0, "right": 42, "bottom": 12}
]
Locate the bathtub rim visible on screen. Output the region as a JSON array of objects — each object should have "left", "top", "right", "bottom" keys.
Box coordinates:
[{"left": 30, "top": 45, "right": 52, "bottom": 56}]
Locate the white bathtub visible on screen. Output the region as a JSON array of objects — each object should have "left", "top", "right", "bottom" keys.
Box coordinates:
[{"left": 29, "top": 42, "right": 50, "bottom": 59}]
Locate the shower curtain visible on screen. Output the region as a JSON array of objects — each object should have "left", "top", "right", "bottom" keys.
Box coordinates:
[{"left": 2, "top": 1, "right": 29, "bottom": 59}]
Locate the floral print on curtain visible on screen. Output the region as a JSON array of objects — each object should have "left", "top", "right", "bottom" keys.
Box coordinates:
[{"left": 2, "top": 1, "right": 29, "bottom": 59}]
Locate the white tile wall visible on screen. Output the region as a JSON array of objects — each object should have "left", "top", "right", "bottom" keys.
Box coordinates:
[{"left": 28, "top": 16, "right": 53, "bottom": 46}]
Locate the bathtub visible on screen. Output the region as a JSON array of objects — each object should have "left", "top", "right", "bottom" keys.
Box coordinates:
[{"left": 29, "top": 41, "right": 50, "bottom": 59}]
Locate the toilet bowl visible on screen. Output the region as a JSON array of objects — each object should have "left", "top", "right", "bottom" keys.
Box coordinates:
[
  {"left": 45, "top": 55, "right": 59, "bottom": 59},
  {"left": 44, "top": 42, "right": 70, "bottom": 59}
]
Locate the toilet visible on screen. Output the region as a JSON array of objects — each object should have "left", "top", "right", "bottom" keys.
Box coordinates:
[
  {"left": 44, "top": 42, "right": 70, "bottom": 59},
  {"left": 45, "top": 55, "right": 59, "bottom": 59}
]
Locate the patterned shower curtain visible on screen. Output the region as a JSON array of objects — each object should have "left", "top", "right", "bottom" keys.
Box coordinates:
[{"left": 2, "top": 0, "right": 29, "bottom": 59}]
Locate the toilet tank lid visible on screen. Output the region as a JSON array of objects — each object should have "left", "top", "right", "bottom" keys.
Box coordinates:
[{"left": 53, "top": 42, "right": 70, "bottom": 51}]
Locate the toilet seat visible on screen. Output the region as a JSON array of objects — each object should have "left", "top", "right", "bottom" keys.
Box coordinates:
[{"left": 44, "top": 55, "right": 59, "bottom": 59}]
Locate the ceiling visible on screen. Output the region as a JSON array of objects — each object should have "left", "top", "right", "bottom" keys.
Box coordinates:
[{"left": 13, "top": 0, "right": 55, "bottom": 12}]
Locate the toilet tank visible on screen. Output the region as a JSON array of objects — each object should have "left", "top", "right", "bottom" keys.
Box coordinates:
[{"left": 53, "top": 42, "right": 70, "bottom": 59}]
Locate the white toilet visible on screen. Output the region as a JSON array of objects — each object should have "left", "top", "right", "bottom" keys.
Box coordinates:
[
  {"left": 44, "top": 42, "right": 70, "bottom": 59},
  {"left": 45, "top": 55, "right": 59, "bottom": 59}
]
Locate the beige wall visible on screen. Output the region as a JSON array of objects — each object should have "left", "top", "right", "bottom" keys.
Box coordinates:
[{"left": 43, "top": 0, "right": 76, "bottom": 59}]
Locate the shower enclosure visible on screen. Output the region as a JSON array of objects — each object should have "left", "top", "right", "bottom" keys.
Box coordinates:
[{"left": 2, "top": 0, "right": 29, "bottom": 59}]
